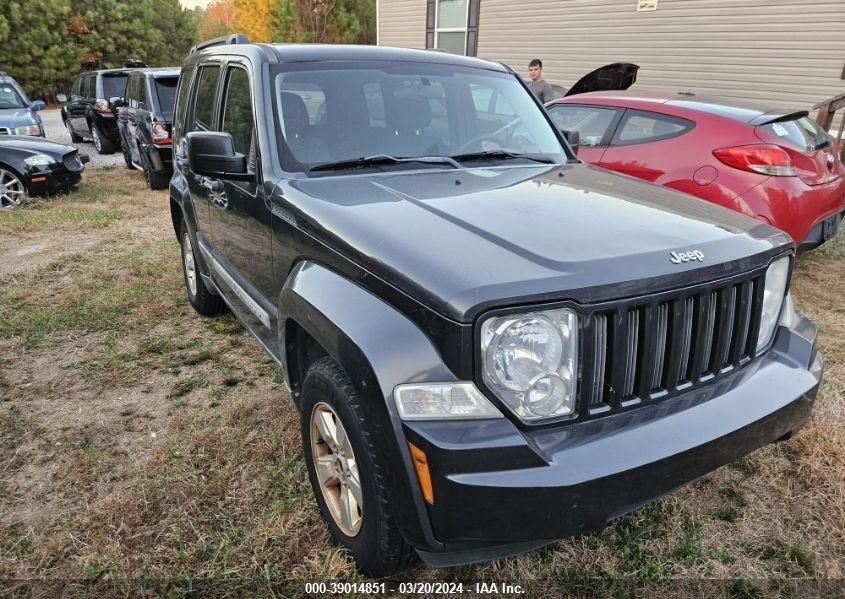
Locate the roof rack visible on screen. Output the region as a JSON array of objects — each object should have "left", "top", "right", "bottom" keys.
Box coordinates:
[
  {"left": 190, "top": 33, "right": 251, "bottom": 54},
  {"left": 0, "top": 71, "right": 7, "bottom": 77}
]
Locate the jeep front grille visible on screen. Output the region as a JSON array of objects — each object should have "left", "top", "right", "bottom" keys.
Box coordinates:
[{"left": 580, "top": 268, "right": 765, "bottom": 417}]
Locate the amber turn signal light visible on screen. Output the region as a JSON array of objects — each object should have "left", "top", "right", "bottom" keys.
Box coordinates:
[{"left": 408, "top": 442, "right": 434, "bottom": 504}]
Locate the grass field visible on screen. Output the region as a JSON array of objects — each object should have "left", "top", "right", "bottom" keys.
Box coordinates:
[{"left": 0, "top": 169, "right": 842, "bottom": 597}]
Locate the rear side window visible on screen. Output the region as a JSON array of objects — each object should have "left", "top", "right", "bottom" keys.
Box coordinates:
[
  {"left": 192, "top": 65, "right": 221, "bottom": 131},
  {"left": 220, "top": 67, "right": 254, "bottom": 158},
  {"left": 758, "top": 116, "right": 830, "bottom": 151},
  {"left": 154, "top": 77, "right": 178, "bottom": 118},
  {"left": 547, "top": 104, "right": 619, "bottom": 147},
  {"left": 614, "top": 110, "right": 694, "bottom": 145},
  {"left": 173, "top": 66, "right": 195, "bottom": 140},
  {"left": 83, "top": 75, "right": 96, "bottom": 99}
]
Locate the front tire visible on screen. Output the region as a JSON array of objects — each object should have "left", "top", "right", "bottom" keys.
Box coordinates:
[
  {"left": 0, "top": 167, "right": 26, "bottom": 207},
  {"left": 65, "top": 118, "right": 83, "bottom": 143},
  {"left": 179, "top": 221, "right": 226, "bottom": 316},
  {"left": 301, "top": 357, "right": 416, "bottom": 577},
  {"left": 120, "top": 137, "right": 133, "bottom": 169}
]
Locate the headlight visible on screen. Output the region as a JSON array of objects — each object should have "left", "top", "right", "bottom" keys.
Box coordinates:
[
  {"left": 756, "top": 256, "right": 790, "bottom": 353},
  {"left": 394, "top": 383, "right": 502, "bottom": 420},
  {"left": 24, "top": 153, "right": 55, "bottom": 166},
  {"left": 15, "top": 124, "right": 41, "bottom": 136},
  {"left": 481, "top": 308, "right": 578, "bottom": 422}
]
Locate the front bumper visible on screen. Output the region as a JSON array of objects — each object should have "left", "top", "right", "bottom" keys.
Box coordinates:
[
  {"left": 400, "top": 315, "right": 821, "bottom": 567},
  {"left": 26, "top": 159, "right": 84, "bottom": 196}
]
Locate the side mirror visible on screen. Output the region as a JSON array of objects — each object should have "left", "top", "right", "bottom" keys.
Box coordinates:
[
  {"left": 561, "top": 129, "right": 580, "bottom": 155},
  {"left": 109, "top": 96, "right": 126, "bottom": 108},
  {"left": 56, "top": 94, "right": 68, "bottom": 104},
  {"left": 186, "top": 131, "right": 249, "bottom": 178},
  {"left": 31, "top": 100, "right": 46, "bottom": 111}
]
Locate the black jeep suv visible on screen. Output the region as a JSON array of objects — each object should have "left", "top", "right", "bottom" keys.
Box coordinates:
[
  {"left": 61, "top": 69, "right": 134, "bottom": 154},
  {"left": 116, "top": 68, "right": 179, "bottom": 189},
  {"left": 169, "top": 36, "right": 823, "bottom": 576}
]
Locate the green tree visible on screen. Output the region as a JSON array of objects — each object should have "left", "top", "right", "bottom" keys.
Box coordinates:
[
  {"left": 0, "top": 0, "right": 82, "bottom": 97},
  {"left": 70, "top": 0, "right": 196, "bottom": 69}
]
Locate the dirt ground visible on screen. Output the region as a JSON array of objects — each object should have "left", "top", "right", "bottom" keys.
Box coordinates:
[{"left": 0, "top": 168, "right": 843, "bottom": 597}]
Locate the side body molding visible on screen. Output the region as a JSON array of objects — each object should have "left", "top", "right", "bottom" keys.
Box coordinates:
[{"left": 280, "top": 260, "right": 456, "bottom": 550}]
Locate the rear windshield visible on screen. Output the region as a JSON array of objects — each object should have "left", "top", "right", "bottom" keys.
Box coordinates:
[
  {"left": 758, "top": 116, "right": 830, "bottom": 152},
  {"left": 102, "top": 74, "right": 128, "bottom": 100},
  {"left": 154, "top": 77, "right": 178, "bottom": 118}
]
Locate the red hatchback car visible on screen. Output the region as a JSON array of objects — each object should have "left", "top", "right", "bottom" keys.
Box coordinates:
[{"left": 547, "top": 91, "right": 845, "bottom": 250}]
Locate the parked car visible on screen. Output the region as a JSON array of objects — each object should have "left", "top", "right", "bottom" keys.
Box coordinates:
[
  {"left": 546, "top": 91, "right": 845, "bottom": 250},
  {"left": 0, "top": 71, "right": 46, "bottom": 137},
  {"left": 60, "top": 68, "right": 136, "bottom": 154},
  {"left": 170, "top": 36, "right": 821, "bottom": 576},
  {"left": 115, "top": 68, "right": 179, "bottom": 189},
  {"left": 0, "top": 136, "right": 88, "bottom": 207}
]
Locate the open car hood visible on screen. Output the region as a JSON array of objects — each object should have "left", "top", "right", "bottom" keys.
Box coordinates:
[{"left": 565, "top": 63, "right": 639, "bottom": 97}]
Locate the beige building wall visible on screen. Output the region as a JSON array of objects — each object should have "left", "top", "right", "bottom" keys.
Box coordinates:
[
  {"left": 377, "top": 0, "right": 427, "bottom": 49},
  {"left": 475, "top": 0, "right": 845, "bottom": 126},
  {"left": 377, "top": 0, "right": 845, "bottom": 127}
]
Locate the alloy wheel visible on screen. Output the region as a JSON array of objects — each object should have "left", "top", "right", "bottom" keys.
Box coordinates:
[
  {"left": 91, "top": 125, "right": 102, "bottom": 152},
  {"left": 310, "top": 402, "right": 363, "bottom": 536},
  {"left": 0, "top": 169, "right": 25, "bottom": 207},
  {"left": 182, "top": 233, "right": 197, "bottom": 296}
]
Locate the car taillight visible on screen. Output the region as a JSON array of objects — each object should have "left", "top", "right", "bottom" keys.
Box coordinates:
[
  {"left": 95, "top": 98, "right": 111, "bottom": 114},
  {"left": 152, "top": 122, "right": 171, "bottom": 146},
  {"left": 713, "top": 144, "right": 796, "bottom": 177}
]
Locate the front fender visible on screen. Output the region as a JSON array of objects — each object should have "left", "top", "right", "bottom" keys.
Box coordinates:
[{"left": 280, "top": 260, "right": 454, "bottom": 552}]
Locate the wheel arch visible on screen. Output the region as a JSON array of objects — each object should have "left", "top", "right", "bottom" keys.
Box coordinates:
[{"left": 279, "top": 260, "right": 454, "bottom": 552}]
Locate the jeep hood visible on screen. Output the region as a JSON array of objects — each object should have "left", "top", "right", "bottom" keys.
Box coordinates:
[{"left": 283, "top": 164, "right": 790, "bottom": 322}]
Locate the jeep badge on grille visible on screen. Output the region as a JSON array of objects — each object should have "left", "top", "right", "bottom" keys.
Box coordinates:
[{"left": 670, "top": 250, "right": 705, "bottom": 264}]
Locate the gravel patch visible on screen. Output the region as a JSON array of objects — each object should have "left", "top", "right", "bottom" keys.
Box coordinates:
[{"left": 40, "top": 108, "right": 126, "bottom": 168}]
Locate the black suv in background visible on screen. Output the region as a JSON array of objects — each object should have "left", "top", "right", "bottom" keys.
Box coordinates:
[
  {"left": 169, "top": 36, "right": 822, "bottom": 576},
  {"left": 116, "top": 68, "right": 179, "bottom": 189},
  {"left": 61, "top": 69, "right": 134, "bottom": 154}
]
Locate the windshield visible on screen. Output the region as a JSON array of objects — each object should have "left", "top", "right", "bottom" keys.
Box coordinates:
[
  {"left": 272, "top": 62, "right": 566, "bottom": 173},
  {"left": 0, "top": 83, "right": 27, "bottom": 109},
  {"left": 102, "top": 74, "right": 128, "bottom": 100},
  {"left": 154, "top": 77, "right": 178, "bottom": 118}
]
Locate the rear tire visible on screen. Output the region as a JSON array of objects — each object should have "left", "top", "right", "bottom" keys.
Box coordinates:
[
  {"left": 301, "top": 357, "right": 417, "bottom": 577},
  {"left": 90, "top": 123, "right": 115, "bottom": 154},
  {"left": 179, "top": 220, "right": 226, "bottom": 316},
  {"left": 143, "top": 153, "right": 170, "bottom": 190}
]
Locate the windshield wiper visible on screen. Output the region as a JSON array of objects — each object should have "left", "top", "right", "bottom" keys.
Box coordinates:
[
  {"left": 449, "top": 150, "right": 555, "bottom": 165},
  {"left": 310, "top": 154, "right": 461, "bottom": 172}
]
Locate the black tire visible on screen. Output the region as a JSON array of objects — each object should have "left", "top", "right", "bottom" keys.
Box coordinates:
[
  {"left": 143, "top": 154, "right": 170, "bottom": 190},
  {"left": 64, "top": 118, "right": 83, "bottom": 143},
  {"left": 119, "top": 137, "right": 133, "bottom": 169},
  {"left": 301, "top": 357, "right": 417, "bottom": 577},
  {"left": 90, "top": 122, "right": 115, "bottom": 154},
  {"left": 179, "top": 220, "right": 226, "bottom": 316}
]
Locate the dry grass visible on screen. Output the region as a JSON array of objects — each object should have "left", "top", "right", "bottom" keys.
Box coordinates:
[{"left": 0, "top": 168, "right": 843, "bottom": 596}]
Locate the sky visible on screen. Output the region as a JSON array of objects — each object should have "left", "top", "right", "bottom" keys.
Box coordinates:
[{"left": 179, "top": 0, "right": 212, "bottom": 8}]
